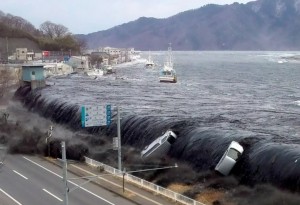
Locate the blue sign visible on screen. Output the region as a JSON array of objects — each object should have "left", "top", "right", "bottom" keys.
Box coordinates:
[
  {"left": 81, "top": 104, "right": 112, "bottom": 127},
  {"left": 106, "top": 105, "right": 112, "bottom": 126}
]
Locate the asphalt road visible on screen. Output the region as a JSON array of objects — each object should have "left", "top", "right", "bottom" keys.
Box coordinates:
[{"left": 0, "top": 154, "right": 137, "bottom": 205}]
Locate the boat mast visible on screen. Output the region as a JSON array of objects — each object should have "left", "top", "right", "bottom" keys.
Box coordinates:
[{"left": 167, "top": 43, "right": 173, "bottom": 67}]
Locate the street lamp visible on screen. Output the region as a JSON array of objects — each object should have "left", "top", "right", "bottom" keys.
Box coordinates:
[{"left": 46, "top": 125, "right": 53, "bottom": 157}]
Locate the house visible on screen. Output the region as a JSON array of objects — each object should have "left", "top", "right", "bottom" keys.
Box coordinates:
[
  {"left": 16, "top": 48, "right": 27, "bottom": 61},
  {"left": 27, "top": 52, "right": 35, "bottom": 61}
]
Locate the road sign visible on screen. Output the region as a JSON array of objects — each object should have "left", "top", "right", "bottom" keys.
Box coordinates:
[{"left": 81, "top": 105, "right": 112, "bottom": 127}]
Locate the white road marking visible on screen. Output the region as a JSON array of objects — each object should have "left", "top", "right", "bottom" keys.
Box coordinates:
[
  {"left": 42, "top": 189, "right": 63, "bottom": 202},
  {"left": 71, "top": 164, "right": 164, "bottom": 205},
  {"left": 23, "top": 156, "right": 114, "bottom": 205},
  {"left": 13, "top": 170, "right": 28, "bottom": 180},
  {"left": 0, "top": 188, "right": 22, "bottom": 205}
]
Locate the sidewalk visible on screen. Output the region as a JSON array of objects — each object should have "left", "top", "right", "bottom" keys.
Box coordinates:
[{"left": 45, "top": 157, "right": 181, "bottom": 205}]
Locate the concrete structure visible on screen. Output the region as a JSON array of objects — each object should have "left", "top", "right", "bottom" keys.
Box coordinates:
[
  {"left": 16, "top": 48, "right": 27, "bottom": 61},
  {"left": 21, "top": 65, "right": 45, "bottom": 89},
  {"left": 100, "top": 47, "right": 121, "bottom": 56}
]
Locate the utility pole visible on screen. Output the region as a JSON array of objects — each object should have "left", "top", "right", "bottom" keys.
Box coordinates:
[
  {"left": 46, "top": 125, "right": 53, "bottom": 157},
  {"left": 6, "top": 37, "right": 8, "bottom": 62},
  {"left": 61, "top": 141, "right": 68, "bottom": 205},
  {"left": 117, "top": 106, "right": 122, "bottom": 171}
]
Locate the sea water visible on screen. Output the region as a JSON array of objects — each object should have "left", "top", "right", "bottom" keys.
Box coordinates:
[{"left": 16, "top": 51, "right": 300, "bottom": 191}]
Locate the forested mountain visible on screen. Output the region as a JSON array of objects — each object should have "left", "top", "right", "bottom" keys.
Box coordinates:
[{"left": 77, "top": 0, "right": 300, "bottom": 50}]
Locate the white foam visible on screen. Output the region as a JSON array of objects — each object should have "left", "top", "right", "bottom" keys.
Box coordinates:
[{"left": 294, "top": 100, "right": 300, "bottom": 106}]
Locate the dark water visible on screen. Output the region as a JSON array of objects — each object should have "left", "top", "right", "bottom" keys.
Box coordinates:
[{"left": 15, "top": 51, "right": 300, "bottom": 192}]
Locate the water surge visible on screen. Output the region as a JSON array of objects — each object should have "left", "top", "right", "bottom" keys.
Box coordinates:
[{"left": 14, "top": 84, "right": 300, "bottom": 193}]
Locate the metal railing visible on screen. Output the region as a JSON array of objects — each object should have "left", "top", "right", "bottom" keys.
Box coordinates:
[{"left": 84, "top": 156, "right": 206, "bottom": 205}]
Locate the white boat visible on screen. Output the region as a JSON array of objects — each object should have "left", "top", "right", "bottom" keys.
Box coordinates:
[
  {"left": 145, "top": 52, "right": 155, "bottom": 67},
  {"left": 159, "top": 44, "right": 177, "bottom": 83}
]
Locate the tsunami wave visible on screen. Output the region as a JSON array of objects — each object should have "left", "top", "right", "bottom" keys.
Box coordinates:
[{"left": 13, "top": 84, "right": 300, "bottom": 193}]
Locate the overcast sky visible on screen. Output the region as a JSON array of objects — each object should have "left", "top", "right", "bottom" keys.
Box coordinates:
[{"left": 1, "top": 0, "right": 253, "bottom": 34}]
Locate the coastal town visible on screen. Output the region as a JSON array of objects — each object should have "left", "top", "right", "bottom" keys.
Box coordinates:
[{"left": 0, "top": 46, "right": 141, "bottom": 74}]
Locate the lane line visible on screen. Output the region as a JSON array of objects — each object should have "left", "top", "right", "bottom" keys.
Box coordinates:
[
  {"left": 71, "top": 164, "right": 164, "bottom": 205},
  {"left": 23, "top": 156, "right": 114, "bottom": 205},
  {"left": 0, "top": 188, "right": 23, "bottom": 205},
  {"left": 13, "top": 170, "right": 28, "bottom": 180},
  {"left": 42, "top": 189, "right": 63, "bottom": 202}
]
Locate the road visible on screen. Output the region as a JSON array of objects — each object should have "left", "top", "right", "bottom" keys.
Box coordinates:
[{"left": 0, "top": 154, "right": 137, "bottom": 205}]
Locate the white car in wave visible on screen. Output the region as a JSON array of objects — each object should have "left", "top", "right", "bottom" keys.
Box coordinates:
[
  {"left": 141, "top": 130, "right": 177, "bottom": 159},
  {"left": 215, "top": 141, "right": 244, "bottom": 176}
]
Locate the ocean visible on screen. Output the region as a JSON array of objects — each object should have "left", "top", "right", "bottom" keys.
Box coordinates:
[{"left": 15, "top": 51, "right": 300, "bottom": 192}]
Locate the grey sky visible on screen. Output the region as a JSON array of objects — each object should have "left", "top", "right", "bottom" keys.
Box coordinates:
[{"left": 1, "top": 0, "right": 253, "bottom": 34}]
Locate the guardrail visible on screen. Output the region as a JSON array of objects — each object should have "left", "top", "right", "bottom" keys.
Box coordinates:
[{"left": 84, "top": 156, "right": 206, "bottom": 205}]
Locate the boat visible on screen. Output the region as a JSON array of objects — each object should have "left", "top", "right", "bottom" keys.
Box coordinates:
[
  {"left": 145, "top": 52, "right": 155, "bottom": 67},
  {"left": 159, "top": 44, "right": 177, "bottom": 83}
]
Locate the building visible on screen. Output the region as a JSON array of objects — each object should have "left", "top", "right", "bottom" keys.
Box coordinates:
[
  {"left": 21, "top": 65, "right": 46, "bottom": 89},
  {"left": 100, "top": 47, "right": 121, "bottom": 56},
  {"left": 27, "top": 52, "right": 35, "bottom": 61},
  {"left": 16, "top": 48, "right": 27, "bottom": 61}
]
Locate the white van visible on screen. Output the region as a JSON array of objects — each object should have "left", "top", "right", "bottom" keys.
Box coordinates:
[
  {"left": 215, "top": 141, "right": 244, "bottom": 176},
  {"left": 141, "top": 130, "right": 177, "bottom": 159}
]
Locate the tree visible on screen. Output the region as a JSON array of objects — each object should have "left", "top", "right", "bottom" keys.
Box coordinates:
[
  {"left": 0, "top": 13, "right": 39, "bottom": 36},
  {"left": 90, "top": 55, "right": 103, "bottom": 67},
  {"left": 40, "top": 21, "right": 69, "bottom": 39},
  {"left": 76, "top": 38, "right": 88, "bottom": 53}
]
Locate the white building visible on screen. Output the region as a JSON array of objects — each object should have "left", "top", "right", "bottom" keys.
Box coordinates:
[
  {"left": 16, "top": 48, "right": 27, "bottom": 61},
  {"left": 99, "top": 47, "right": 121, "bottom": 56}
]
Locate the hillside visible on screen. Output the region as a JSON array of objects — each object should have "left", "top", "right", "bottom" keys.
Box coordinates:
[
  {"left": 77, "top": 0, "right": 300, "bottom": 50},
  {"left": 0, "top": 11, "right": 82, "bottom": 59}
]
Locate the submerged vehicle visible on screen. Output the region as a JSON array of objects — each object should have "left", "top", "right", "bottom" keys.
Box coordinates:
[
  {"left": 215, "top": 141, "right": 244, "bottom": 176},
  {"left": 141, "top": 130, "right": 177, "bottom": 159}
]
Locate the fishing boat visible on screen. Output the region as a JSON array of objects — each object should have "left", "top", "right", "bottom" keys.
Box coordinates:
[{"left": 159, "top": 44, "right": 177, "bottom": 83}]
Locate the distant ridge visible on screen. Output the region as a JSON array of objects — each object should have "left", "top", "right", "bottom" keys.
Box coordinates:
[{"left": 77, "top": 0, "right": 300, "bottom": 51}]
